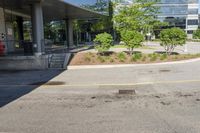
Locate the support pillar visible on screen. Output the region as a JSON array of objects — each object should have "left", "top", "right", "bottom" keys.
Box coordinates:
[
  {"left": 0, "top": 8, "right": 6, "bottom": 40},
  {"left": 31, "top": 2, "right": 44, "bottom": 55},
  {"left": 16, "top": 16, "right": 24, "bottom": 47},
  {"left": 65, "top": 19, "right": 74, "bottom": 48}
]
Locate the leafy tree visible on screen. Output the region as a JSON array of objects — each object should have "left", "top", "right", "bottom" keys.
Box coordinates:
[
  {"left": 44, "top": 21, "right": 66, "bottom": 43},
  {"left": 91, "top": 1, "right": 114, "bottom": 34},
  {"left": 121, "top": 30, "right": 144, "bottom": 55},
  {"left": 193, "top": 28, "right": 200, "bottom": 39},
  {"left": 94, "top": 33, "right": 113, "bottom": 54},
  {"left": 113, "top": 0, "right": 160, "bottom": 33},
  {"left": 160, "top": 28, "right": 187, "bottom": 55}
]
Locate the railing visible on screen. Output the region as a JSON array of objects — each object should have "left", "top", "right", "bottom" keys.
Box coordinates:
[
  {"left": 0, "top": 39, "right": 94, "bottom": 56},
  {"left": 42, "top": 39, "right": 68, "bottom": 54}
]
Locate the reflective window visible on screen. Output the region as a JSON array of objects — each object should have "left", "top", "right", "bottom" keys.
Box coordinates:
[
  {"left": 188, "top": 19, "right": 199, "bottom": 25},
  {"left": 158, "top": 16, "right": 186, "bottom": 29},
  {"left": 159, "top": 6, "right": 188, "bottom": 15},
  {"left": 65, "top": 0, "right": 109, "bottom": 15},
  {"left": 188, "top": 9, "right": 198, "bottom": 14},
  {"left": 159, "top": 0, "right": 198, "bottom": 4}
]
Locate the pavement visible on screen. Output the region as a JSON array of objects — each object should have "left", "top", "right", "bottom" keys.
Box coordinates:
[{"left": 1, "top": 59, "right": 200, "bottom": 133}]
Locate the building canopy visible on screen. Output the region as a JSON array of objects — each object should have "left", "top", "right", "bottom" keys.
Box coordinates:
[{"left": 0, "top": 0, "right": 104, "bottom": 21}]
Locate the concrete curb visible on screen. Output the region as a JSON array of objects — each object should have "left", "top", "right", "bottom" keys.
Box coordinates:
[{"left": 67, "top": 57, "right": 200, "bottom": 70}]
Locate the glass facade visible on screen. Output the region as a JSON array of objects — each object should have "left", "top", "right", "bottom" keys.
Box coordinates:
[
  {"left": 65, "top": 0, "right": 109, "bottom": 15},
  {"left": 156, "top": 0, "right": 199, "bottom": 34},
  {"left": 158, "top": 0, "right": 198, "bottom": 4}
]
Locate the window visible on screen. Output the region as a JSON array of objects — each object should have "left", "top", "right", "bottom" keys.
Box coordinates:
[
  {"left": 187, "top": 20, "right": 198, "bottom": 25},
  {"left": 188, "top": 9, "right": 198, "bottom": 14},
  {"left": 187, "top": 30, "right": 193, "bottom": 34}
]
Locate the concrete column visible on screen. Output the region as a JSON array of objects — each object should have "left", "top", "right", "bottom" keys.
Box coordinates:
[
  {"left": 67, "top": 19, "right": 74, "bottom": 47},
  {"left": 0, "top": 8, "right": 6, "bottom": 40},
  {"left": 16, "top": 16, "right": 24, "bottom": 46},
  {"left": 0, "top": 7, "right": 8, "bottom": 54},
  {"left": 31, "top": 2, "right": 44, "bottom": 55}
]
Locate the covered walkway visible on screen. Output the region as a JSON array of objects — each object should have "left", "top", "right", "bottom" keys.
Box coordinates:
[
  {"left": 0, "top": 0, "right": 105, "bottom": 70},
  {"left": 0, "top": 0, "right": 103, "bottom": 56}
]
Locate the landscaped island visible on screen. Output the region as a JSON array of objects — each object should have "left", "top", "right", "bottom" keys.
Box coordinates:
[{"left": 69, "top": 52, "right": 200, "bottom": 65}]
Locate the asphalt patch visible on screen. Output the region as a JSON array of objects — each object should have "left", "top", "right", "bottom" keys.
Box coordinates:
[
  {"left": 159, "top": 69, "right": 171, "bottom": 73},
  {"left": 30, "top": 81, "right": 65, "bottom": 85}
]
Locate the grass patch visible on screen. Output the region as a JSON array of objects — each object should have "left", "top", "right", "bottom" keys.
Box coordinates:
[
  {"left": 111, "top": 45, "right": 127, "bottom": 48},
  {"left": 131, "top": 53, "right": 142, "bottom": 62}
]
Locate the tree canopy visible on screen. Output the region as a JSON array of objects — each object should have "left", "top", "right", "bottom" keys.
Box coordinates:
[
  {"left": 113, "top": 0, "right": 161, "bottom": 33},
  {"left": 160, "top": 28, "right": 187, "bottom": 55}
]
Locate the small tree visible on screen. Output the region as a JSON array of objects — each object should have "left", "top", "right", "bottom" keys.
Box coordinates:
[
  {"left": 94, "top": 33, "right": 113, "bottom": 54},
  {"left": 160, "top": 28, "right": 187, "bottom": 55},
  {"left": 193, "top": 28, "right": 200, "bottom": 39},
  {"left": 121, "top": 30, "right": 144, "bottom": 55},
  {"left": 113, "top": 0, "right": 159, "bottom": 33}
]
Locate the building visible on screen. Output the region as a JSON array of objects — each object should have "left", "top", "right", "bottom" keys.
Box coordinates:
[
  {"left": 156, "top": 0, "right": 199, "bottom": 38},
  {"left": 0, "top": 0, "right": 107, "bottom": 70},
  {"left": 113, "top": 0, "right": 199, "bottom": 38}
]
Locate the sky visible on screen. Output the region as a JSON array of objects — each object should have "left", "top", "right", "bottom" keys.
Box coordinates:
[{"left": 64, "top": 0, "right": 97, "bottom": 5}]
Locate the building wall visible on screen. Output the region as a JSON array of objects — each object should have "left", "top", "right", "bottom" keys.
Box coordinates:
[{"left": 0, "top": 55, "right": 48, "bottom": 70}]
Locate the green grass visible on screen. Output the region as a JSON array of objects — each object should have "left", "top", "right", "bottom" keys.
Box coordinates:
[
  {"left": 111, "top": 45, "right": 127, "bottom": 48},
  {"left": 111, "top": 44, "right": 155, "bottom": 50}
]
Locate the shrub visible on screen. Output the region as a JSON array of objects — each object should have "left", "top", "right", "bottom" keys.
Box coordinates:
[
  {"left": 149, "top": 53, "right": 158, "bottom": 61},
  {"left": 160, "top": 28, "right": 187, "bottom": 55},
  {"left": 160, "top": 53, "right": 167, "bottom": 60},
  {"left": 193, "top": 28, "right": 200, "bottom": 39},
  {"left": 142, "top": 55, "right": 147, "bottom": 62},
  {"left": 117, "top": 52, "right": 126, "bottom": 62},
  {"left": 120, "top": 30, "right": 144, "bottom": 55},
  {"left": 97, "top": 55, "right": 106, "bottom": 63},
  {"left": 94, "top": 33, "right": 113, "bottom": 54},
  {"left": 131, "top": 53, "right": 142, "bottom": 62},
  {"left": 110, "top": 58, "right": 114, "bottom": 63}
]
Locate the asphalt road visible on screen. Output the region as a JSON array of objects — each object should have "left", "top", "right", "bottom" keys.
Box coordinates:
[{"left": 1, "top": 60, "right": 200, "bottom": 133}]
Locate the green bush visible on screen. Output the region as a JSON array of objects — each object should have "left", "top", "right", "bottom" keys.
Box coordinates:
[
  {"left": 97, "top": 55, "right": 106, "bottom": 63},
  {"left": 142, "top": 55, "right": 147, "bottom": 62},
  {"left": 149, "top": 53, "right": 158, "bottom": 61},
  {"left": 160, "top": 53, "right": 167, "bottom": 60},
  {"left": 131, "top": 53, "right": 142, "bottom": 62},
  {"left": 160, "top": 28, "right": 187, "bottom": 55},
  {"left": 117, "top": 52, "right": 126, "bottom": 62},
  {"left": 120, "top": 30, "right": 144, "bottom": 55},
  {"left": 110, "top": 58, "right": 114, "bottom": 63},
  {"left": 193, "top": 28, "right": 200, "bottom": 39},
  {"left": 94, "top": 33, "right": 113, "bottom": 54}
]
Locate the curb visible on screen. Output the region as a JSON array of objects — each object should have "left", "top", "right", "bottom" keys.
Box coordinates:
[{"left": 67, "top": 58, "right": 200, "bottom": 70}]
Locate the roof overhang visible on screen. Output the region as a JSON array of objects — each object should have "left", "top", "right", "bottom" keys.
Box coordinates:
[{"left": 0, "top": 0, "right": 105, "bottom": 21}]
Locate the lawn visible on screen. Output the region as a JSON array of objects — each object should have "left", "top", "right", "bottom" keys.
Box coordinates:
[{"left": 111, "top": 44, "right": 156, "bottom": 49}]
